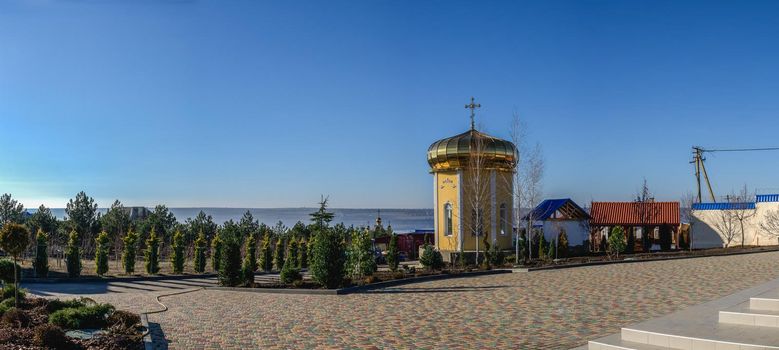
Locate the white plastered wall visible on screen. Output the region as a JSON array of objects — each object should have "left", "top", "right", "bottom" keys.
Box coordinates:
[{"left": 691, "top": 201, "right": 779, "bottom": 248}]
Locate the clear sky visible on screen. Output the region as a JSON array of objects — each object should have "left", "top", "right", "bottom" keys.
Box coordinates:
[{"left": 3, "top": 0, "right": 779, "bottom": 209}]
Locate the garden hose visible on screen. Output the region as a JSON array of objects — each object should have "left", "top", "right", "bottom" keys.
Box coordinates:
[{"left": 140, "top": 287, "right": 204, "bottom": 338}]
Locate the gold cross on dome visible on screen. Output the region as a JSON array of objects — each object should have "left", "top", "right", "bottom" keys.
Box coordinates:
[{"left": 465, "top": 97, "right": 481, "bottom": 130}]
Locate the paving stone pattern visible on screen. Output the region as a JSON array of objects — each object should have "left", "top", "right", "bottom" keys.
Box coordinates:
[{"left": 28, "top": 252, "right": 779, "bottom": 349}]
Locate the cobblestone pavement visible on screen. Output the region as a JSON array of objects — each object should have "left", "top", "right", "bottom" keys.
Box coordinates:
[{"left": 24, "top": 252, "right": 779, "bottom": 349}]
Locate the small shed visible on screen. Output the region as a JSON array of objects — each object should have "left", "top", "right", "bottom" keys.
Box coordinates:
[{"left": 524, "top": 198, "right": 590, "bottom": 247}]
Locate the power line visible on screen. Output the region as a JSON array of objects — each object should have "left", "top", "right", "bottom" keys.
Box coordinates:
[{"left": 704, "top": 147, "right": 779, "bottom": 153}]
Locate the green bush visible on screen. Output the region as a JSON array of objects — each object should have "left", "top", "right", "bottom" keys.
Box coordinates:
[
  {"left": 48, "top": 303, "right": 115, "bottom": 329},
  {"left": 273, "top": 238, "right": 285, "bottom": 271},
  {"left": 241, "top": 234, "right": 257, "bottom": 285},
  {"left": 45, "top": 298, "right": 87, "bottom": 313},
  {"left": 170, "top": 229, "right": 185, "bottom": 274},
  {"left": 2, "top": 307, "right": 30, "bottom": 328},
  {"left": 2, "top": 285, "right": 25, "bottom": 300},
  {"left": 488, "top": 244, "right": 504, "bottom": 267},
  {"left": 193, "top": 230, "right": 207, "bottom": 273},
  {"left": 144, "top": 228, "right": 160, "bottom": 274},
  {"left": 309, "top": 228, "right": 346, "bottom": 289},
  {"left": 218, "top": 235, "right": 242, "bottom": 287},
  {"left": 122, "top": 230, "right": 139, "bottom": 274},
  {"left": 211, "top": 233, "right": 223, "bottom": 272},
  {"left": 33, "top": 323, "right": 72, "bottom": 349},
  {"left": 0, "top": 303, "right": 8, "bottom": 317},
  {"left": 65, "top": 230, "right": 81, "bottom": 278},
  {"left": 420, "top": 245, "right": 443, "bottom": 271},
  {"left": 0, "top": 259, "right": 21, "bottom": 285},
  {"left": 386, "top": 234, "right": 400, "bottom": 272},
  {"left": 95, "top": 231, "right": 110, "bottom": 276},
  {"left": 34, "top": 230, "right": 49, "bottom": 278},
  {"left": 1, "top": 297, "right": 14, "bottom": 308},
  {"left": 259, "top": 233, "right": 273, "bottom": 272}
]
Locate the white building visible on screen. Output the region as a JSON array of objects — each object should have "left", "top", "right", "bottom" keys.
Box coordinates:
[
  {"left": 691, "top": 194, "right": 779, "bottom": 248},
  {"left": 525, "top": 198, "right": 590, "bottom": 247}
]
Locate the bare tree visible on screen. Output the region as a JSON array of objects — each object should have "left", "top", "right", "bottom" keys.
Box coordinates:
[
  {"left": 759, "top": 208, "right": 779, "bottom": 245},
  {"left": 521, "top": 144, "right": 544, "bottom": 261},
  {"left": 465, "top": 126, "right": 490, "bottom": 266},
  {"left": 634, "top": 179, "right": 659, "bottom": 252},
  {"left": 731, "top": 185, "right": 756, "bottom": 247},
  {"left": 713, "top": 206, "right": 739, "bottom": 248},
  {"left": 506, "top": 112, "right": 526, "bottom": 264},
  {"left": 680, "top": 192, "right": 695, "bottom": 250}
]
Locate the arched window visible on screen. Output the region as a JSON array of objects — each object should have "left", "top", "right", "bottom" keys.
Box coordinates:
[
  {"left": 444, "top": 203, "right": 453, "bottom": 236},
  {"left": 499, "top": 203, "right": 507, "bottom": 235}
]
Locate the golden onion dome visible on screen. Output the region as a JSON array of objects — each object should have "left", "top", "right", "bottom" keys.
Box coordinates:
[{"left": 427, "top": 129, "right": 517, "bottom": 172}]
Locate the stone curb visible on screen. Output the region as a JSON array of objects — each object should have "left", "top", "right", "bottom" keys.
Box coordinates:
[
  {"left": 513, "top": 247, "right": 779, "bottom": 272},
  {"left": 206, "top": 269, "right": 512, "bottom": 295},
  {"left": 21, "top": 273, "right": 219, "bottom": 284},
  {"left": 140, "top": 313, "right": 153, "bottom": 350}
]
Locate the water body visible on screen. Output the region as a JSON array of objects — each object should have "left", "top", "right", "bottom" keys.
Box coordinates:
[{"left": 45, "top": 208, "right": 434, "bottom": 232}]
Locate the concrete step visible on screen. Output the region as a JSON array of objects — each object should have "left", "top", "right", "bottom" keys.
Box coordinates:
[
  {"left": 586, "top": 334, "right": 669, "bottom": 350},
  {"left": 719, "top": 301, "right": 779, "bottom": 328},
  {"left": 620, "top": 327, "right": 779, "bottom": 350},
  {"left": 751, "top": 297, "right": 779, "bottom": 311},
  {"left": 749, "top": 288, "right": 779, "bottom": 311}
]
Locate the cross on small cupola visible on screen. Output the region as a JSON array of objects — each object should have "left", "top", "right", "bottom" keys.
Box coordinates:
[{"left": 464, "top": 97, "right": 481, "bottom": 130}]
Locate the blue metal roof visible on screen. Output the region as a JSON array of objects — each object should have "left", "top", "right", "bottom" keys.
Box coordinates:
[
  {"left": 524, "top": 198, "right": 589, "bottom": 221},
  {"left": 757, "top": 194, "right": 779, "bottom": 203},
  {"left": 692, "top": 202, "right": 755, "bottom": 210}
]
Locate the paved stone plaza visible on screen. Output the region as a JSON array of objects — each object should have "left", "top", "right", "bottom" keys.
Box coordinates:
[{"left": 24, "top": 252, "right": 779, "bottom": 349}]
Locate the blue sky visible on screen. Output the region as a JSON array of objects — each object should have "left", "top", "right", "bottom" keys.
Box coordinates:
[{"left": 3, "top": 0, "right": 779, "bottom": 209}]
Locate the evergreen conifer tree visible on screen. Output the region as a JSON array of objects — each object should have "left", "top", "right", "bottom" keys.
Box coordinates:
[
  {"left": 347, "top": 229, "right": 376, "bottom": 280},
  {"left": 537, "top": 233, "right": 547, "bottom": 261},
  {"left": 145, "top": 228, "right": 160, "bottom": 274},
  {"left": 65, "top": 229, "right": 81, "bottom": 278},
  {"left": 548, "top": 239, "right": 556, "bottom": 260},
  {"left": 298, "top": 239, "right": 308, "bottom": 268},
  {"left": 211, "top": 233, "right": 222, "bottom": 272},
  {"left": 273, "top": 238, "right": 285, "bottom": 271},
  {"left": 95, "top": 231, "right": 110, "bottom": 276},
  {"left": 171, "top": 229, "right": 185, "bottom": 274},
  {"left": 241, "top": 234, "right": 257, "bottom": 285},
  {"left": 386, "top": 234, "right": 399, "bottom": 272},
  {"left": 259, "top": 233, "right": 273, "bottom": 272},
  {"left": 122, "top": 229, "right": 139, "bottom": 274},
  {"left": 33, "top": 229, "right": 49, "bottom": 278},
  {"left": 287, "top": 238, "right": 299, "bottom": 269},
  {"left": 218, "top": 235, "right": 242, "bottom": 287},
  {"left": 309, "top": 227, "right": 345, "bottom": 289},
  {"left": 193, "top": 230, "right": 207, "bottom": 273},
  {"left": 558, "top": 230, "right": 569, "bottom": 258}
]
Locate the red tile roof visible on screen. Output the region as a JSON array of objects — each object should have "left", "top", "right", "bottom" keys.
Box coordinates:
[{"left": 590, "top": 202, "right": 680, "bottom": 226}]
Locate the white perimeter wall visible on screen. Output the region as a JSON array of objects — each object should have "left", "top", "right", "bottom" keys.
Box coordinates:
[
  {"left": 542, "top": 220, "right": 589, "bottom": 246},
  {"left": 691, "top": 201, "right": 779, "bottom": 248}
]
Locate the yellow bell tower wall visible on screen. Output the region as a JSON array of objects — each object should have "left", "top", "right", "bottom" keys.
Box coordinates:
[{"left": 433, "top": 169, "right": 513, "bottom": 253}]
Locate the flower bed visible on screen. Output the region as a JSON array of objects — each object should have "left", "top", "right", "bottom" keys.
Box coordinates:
[{"left": 0, "top": 286, "right": 143, "bottom": 350}]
